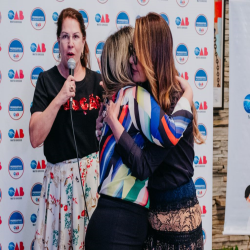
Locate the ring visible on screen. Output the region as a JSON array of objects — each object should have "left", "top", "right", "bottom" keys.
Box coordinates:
[
  {"left": 95, "top": 130, "right": 99, "bottom": 138},
  {"left": 70, "top": 86, "right": 74, "bottom": 92},
  {"left": 102, "top": 110, "right": 107, "bottom": 118}
]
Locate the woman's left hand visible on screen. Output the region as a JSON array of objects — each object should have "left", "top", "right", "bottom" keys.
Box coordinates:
[{"left": 104, "top": 89, "right": 124, "bottom": 127}]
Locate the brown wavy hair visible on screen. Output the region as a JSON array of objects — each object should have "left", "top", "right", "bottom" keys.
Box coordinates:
[
  {"left": 134, "top": 13, "right": 205, "bottom": 144},
  {"left": 56, "top": 8, "right": 90, "bottom": 68}
]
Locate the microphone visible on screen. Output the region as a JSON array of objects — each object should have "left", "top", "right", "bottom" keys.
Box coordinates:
[{"left": 67, "top": 58, "right": 76, "bottom": 110}]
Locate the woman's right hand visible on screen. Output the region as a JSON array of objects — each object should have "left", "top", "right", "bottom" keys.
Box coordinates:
[{"left": 57, "top": 75, "right": 76, "bottom": 105}]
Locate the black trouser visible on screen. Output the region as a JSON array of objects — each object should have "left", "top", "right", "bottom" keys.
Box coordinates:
[{"left": 85, "top": 195, "right": 148, "bottom": 250}]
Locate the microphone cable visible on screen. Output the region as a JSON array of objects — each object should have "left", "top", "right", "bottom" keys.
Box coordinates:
[{"left": 70, "top": 106, "right": 90, "bottom": 222}]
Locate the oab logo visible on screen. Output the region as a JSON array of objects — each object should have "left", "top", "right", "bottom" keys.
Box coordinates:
[
  {"left": 175, "top": 17, "right": 189, "bottom": 28},
  {"left": 202, "top": 228, "right": 206, "bottom": 245},
  {"left": 30, "top": 240, "right": 35, "bottom": 250},
  {"left": 8, "top": 10, "right": 24, "bottom": 23},
  {"left": 8, "top": 98, "right": 24, "bottom": 120},
  {"left": 176, "top": 0, "right": 189, "bottom": 7},
  {"left": 52, "top": 41, "right": 60, "bottom": 62},
  {"left": 8, "top": 187, "right": 24, "bottom": 200},
  {"left": 8, "top": 129, "right": 24, "bottom": 141},
  {"left": 8, "top": 211, "right": 24, "bottom": 233},
  {"left": 30, "top": 43, "right": 46, "bottom": 55},
  {"left": 8, "top": 157, "right": 24, "bottom": 179},
  {"left": 160, "top": 13, "right": 169, "bottom": 25},
  {"left": 179, "top": 72, "right": 189, "bottom": 80},
  {"left": 243, "top": 94, "right": 250, "bottom": 117},
  {"left": 30, "top": 183, "right": 42, "bottom": 205},
  {"left": 194, "top": 177, "right": 207, "bottom": 198},
  {"left": 78, "top": 10, "right": 89, "bottom": 29},
  {"left": 198, "top": 123, "right": 207, "bottom": 140},
  {"left": 98, "top": 0, "right": 108, "bottom": 3},
  {"left": 193, "top": 155, "right": 207, "bottom": 167},
  {"left": 52, "top": 12, "right": 58, "bottom": 22},
  {"left": 194, "top": 69, "right": 208, "bottom": 89},
  {"left": 30, "top": 160, "right": 46, "bottom": 172},
  {"left": 31, "top": 66, "right": 44, "bottom": 87},
  {"left": 95, "top": 41, "right": 105, "bottom": 60},
  {"left": 137, "top": 0, "right": 150, "bottom": 6},
  {"left": 195, "top": 15, "right": 208, "bottom": 35},
  {"left": 8, "top": 242, "right": 24, "bottom": 250},
  {"left": 175, "top": 44, "right": 189, "bottom": 64},
  {"left": 95, "top": 14, "right": 110, "bottom": 26},
  {"left": 30, "top": 214, "right": 37, "bottom": 225},
  {"left": 8, "top": 69, "right": 24, "bottom": 82},
  {"left": 116, "top": 11, "right": 130, "bottom": 30},
  {"left": 195, "top": 101, "right": 207, "bottom": 113},
  {"left": 194, "top": 47, "right": 208, "bottom": 58},
  {"left": 8, "top": 39, "right": 24, "bottom": 62},
  {"left": 30, "top": 8, "right": 46, "bottom": 30}
]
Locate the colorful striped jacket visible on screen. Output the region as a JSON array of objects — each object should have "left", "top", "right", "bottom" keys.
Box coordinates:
[{"left": 98, "top": 85, "right": 193, "bottom": 208}]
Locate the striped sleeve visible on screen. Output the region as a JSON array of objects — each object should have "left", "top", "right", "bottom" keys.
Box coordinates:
[{"left": 122, "top": 86, "right": 193, "bottom": 148}]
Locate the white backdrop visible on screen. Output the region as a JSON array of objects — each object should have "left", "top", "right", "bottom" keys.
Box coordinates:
[
  {"left": 0, "top": 0, "right": 213, "bottom": 249},
  {"left": 224, "top": 0, "right": 250, "bottom": 235}
]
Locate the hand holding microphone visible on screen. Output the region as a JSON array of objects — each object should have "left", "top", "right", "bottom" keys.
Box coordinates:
[{"left": 68, "top": 58, "right": 76, "bottom": 110}]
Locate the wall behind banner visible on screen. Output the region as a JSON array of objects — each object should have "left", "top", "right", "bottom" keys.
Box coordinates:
[{"left": 0, "top": 0, "right": 213, "bottom": 249}]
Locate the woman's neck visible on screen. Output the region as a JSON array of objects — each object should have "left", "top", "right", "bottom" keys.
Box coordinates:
[{"left": 58, "top": 61, "right": 86, "bottom": 82}]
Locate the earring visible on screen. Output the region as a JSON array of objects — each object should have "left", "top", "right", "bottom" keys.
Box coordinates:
[
  {"left": 81, "top": 52, "right": 84, "bottom": 59},
  {"left": 58, "top": 52, "right": 61, "bottom": 59}
]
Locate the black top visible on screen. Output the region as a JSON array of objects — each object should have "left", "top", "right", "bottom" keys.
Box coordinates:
[{"left": 31, "top": 66, "right": 103, "bottom": 164}]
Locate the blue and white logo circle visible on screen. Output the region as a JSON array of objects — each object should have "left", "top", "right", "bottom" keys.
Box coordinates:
[
  {"left": 243, "top": 94, "right": 250, "bottom": 113},
  {"left": 176, "top": 0, "right": 189, "bottom": 7},
  {"left": 160, "top": 13, "right": 169, "bottom": 25},
  {"left": 194, "top": 101, "right": 200, "bottom": 110},
  {"left": 8, "top": 211, "right": 24, "bottom": 233},
  {"left": 78, "top": 10, "right": 89, "bottom": 29},
  {"left": 8, "top": 187, "right": 15, "bottom": 197},
  {"left": 8, "top": 39, "right": 24, "bottom": 62},
  {"left": 202, "top": 228, "right": 206, "bottom": 244},
  {"left": 95, "top": 41, "right": 105, "bottom": 60},
  {"left": 137, "top": 0, "right": 150, "bottom": 6},
  {"left": 30, "top": 8, "right": 46, "bottom": 30},
  {"left": 175, "top": 17, "right": 181, "bottom": 26},
  {"left": 8, "top": 98, "right": 24, "bottom": 120},
  {"left": 194, "top": 69, "right": 208, "bottom": 89},
  {"left": 52, "top": 41, "right": 60, "bottom": 62},
  {"left": 193, "top": 156, "right": 199, "bottom": 165},
  {"left": 8, "top": 129, "right": 15, "bottom": 139},
  {"left": 95, "top": 14, "right": 101, "bottom": 23},
  {"left": 30, "top": 66, "right": 43, "bottom": 87},
  {"left": 194, "top": 47, "right": 200, "bottom": 56},
  {"left": 175, "top": 44, "right": 189, "bottom": 64},
  {"left": 8, "top": 70, "right": 15, "bottom": 79},
  {"left": 116, "top": 11, "right": 130, "bottom": 30},
  {"left": 195, "top": 177, "right": 207, "bottom": 198},
  {"left": 8, "top": 242, "right": 15, "bottom": 250},
  {"left": 198, "top": 123, "right": 207, "bottom": 139},
  {"left": 30, "top": 43, "right": 37, "bottom": 53},
  {"left": 52, "top": 12, "right": 58, "bottom": 22},
  {"left": 31, "top": 183, "right": 42, "bottom": 205},
  {"left": 8, "top": 157, "right": 24, "bottom": 179},
  {"left": 8, "top": 10, "right": 15, "bottom": 20},
  {"left": 30, "top": 160, "right": 37, "bottom": 170},
  {"left": 30, "top": 214, "right": 37, "bottom": 223},
  {"left": 195, "top": 15, "right": 208, "bottom": 35}
]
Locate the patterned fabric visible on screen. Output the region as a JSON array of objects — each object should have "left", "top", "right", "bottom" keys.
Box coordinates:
[
  {"left": 34, "top": 152, "right": 99, "bottom": 250},
  {"left": 99, "top": 86, "right": 193, "bottom": 208},
  {"left": 144, "top": 180, "right": 203, "bottom": 250}
]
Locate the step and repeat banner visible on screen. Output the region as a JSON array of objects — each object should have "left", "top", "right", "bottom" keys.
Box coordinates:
[
  {"left": 0, "top": 0, "right": 213, "bottom": 249},
  {"left": 224, "top": 0, "right": 250, "bottom": 235}
]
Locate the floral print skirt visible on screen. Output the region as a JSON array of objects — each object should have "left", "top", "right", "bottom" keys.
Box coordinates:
[{"left": 34, "top": 152, "right": 99, "bottom": 250}]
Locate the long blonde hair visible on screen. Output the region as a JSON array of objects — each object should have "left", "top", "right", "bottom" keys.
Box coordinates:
[
  {"left": 134, "top": 13, "right": 205, "bottom": 144},
  {"left": 101, "top": 26, "right": 135, "bottom": 100}
]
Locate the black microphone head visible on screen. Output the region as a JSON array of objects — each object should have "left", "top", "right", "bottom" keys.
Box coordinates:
[{"left": 67, "top": 58, "right": 76, "bottom": 69}]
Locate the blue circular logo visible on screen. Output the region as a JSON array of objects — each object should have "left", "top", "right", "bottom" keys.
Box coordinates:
[
  {"left": 194, "top": 101, "right": 199, "bottom": 110},
  {"left": 8, "top": 187, "right": 15, "bottom": 197},
  {"left": 95, "top": 14, "right": 101, "bottom": 23},
  {"left": 8, "top": 98, "right": 24, "bottom": 120},
  {"left": 8, "top": 39, "right": 24, "bottom": 62},
  {"left": 194, "top": 69, "right": 208, "bottom": 89},
  {"left": 30, "top": 66, "right": 43, "bottom": 87},
  {"left": 30, "top": 43, "right": 37, "bottom": 53},
  {"left": 8, "top": 129, "right": 15, "bottom": 139},
  {"left": 31, "top": 183, "right": 42, "bottom": 205},
  {"left": 195, "top": 15, "right": 208, "bottom": 35},
  {"left": 31, "top": 8, "right": 46, "bottom": 30},
  {"left": 8, "top": 242, "right": 15, "bottom": 250},
  {"left": 8, "top": 211, "right": 24, "bottom": 233},
  {"left": 116, "top": 11, "right": 130, "bottom": 30},
  {"left": 95, "top": 41, "right": 105, "bottom": 60},
  {"left": 243, "top": 94, "right": 250, "bottom": 113},
  {"left": 193, "top": 156, "right": 199, "bottom": 165},
  {"left": 8, "top": 10, "right": 15, "bottom": 20},
  {"left": 8, "top": 70, "right": 15, "bottom": 79},
  {"left": 30, "top": 160, "right": 37, "bottom": 170},
  {"left": 8, "top": 157, "right": 24, "bottom": 179},
  {"left": 195, "top": 177, "right": 207, "bottom": 198},
  {"left": 30, "top": 214, "right": 37, "bottom": 223},
  {"left": 175, "top": 44, "right": 189, "bottom": 64},
  {"left": 198, "top": 123, "right": 207, "bottom": 139},
  {"left": 52, "top": 41, "right": 60, "bottom": 62},
  {"left": 175, "top": 17, "right": 181, "bottom": 26},
  {"left": 78, "top": 10, "right": 89, "bottom": 29},
  {"left": 194, "top": 47, "right": 200, "bottom": 56},
  {"left": 52, "top": 12, "right": 58, "bottom": 22}
]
